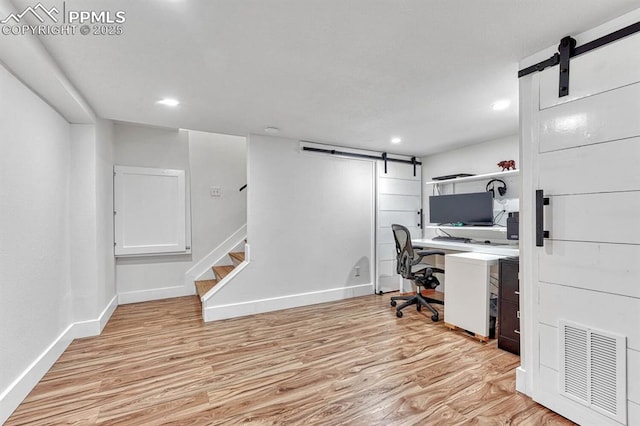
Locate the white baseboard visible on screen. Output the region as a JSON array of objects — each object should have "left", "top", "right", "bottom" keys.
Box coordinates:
[
  {"left": 118, "top": 285, "right": 194, "bottom": 305},
  {"left": 0, "top": 295, "right": 120, "bottom": 423},
  {"left": 73, "top": 295, "right": 118, "bottom": 338},
  {"left": 203, "top": 283, "right": 374, "bottom": 322},
  {"left": 99, "top": 295, "right": 119, "bottom": 332},
  {"left": 535, "top": 365, "right": 622, "bottom": 425},
  {"left": 0, "top": 324, "right": 74, "bottom": 424},
  {"left": 516, "top": 366, "right": 527, "bottom": 395}
]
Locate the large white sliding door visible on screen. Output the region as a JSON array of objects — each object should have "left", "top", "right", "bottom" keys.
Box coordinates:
[
  {"left": 376, "top": 161, "right": 422, "bottom": 293},
  {"left": 520, "top": 20, "right": 640, "bottom": 425}
]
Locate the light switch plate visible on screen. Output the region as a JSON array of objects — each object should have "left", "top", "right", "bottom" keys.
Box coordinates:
[{"left": 210, "top": 186, "right": 221, "bottom": 197}]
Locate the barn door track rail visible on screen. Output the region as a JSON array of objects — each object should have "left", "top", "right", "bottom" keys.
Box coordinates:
[
  {"left": 518, "top": 21, "right": 640, "bottom": 97},
  {"left": 302, "top": 146, "right": 421, "bottom": 176}
]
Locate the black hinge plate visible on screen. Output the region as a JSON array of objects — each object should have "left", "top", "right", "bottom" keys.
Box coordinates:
[{"left": 558, "top": 36, "right": 577, "bottom": 97}]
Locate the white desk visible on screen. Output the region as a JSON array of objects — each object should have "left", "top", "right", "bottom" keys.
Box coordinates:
[
  {"left": 412, "top": 238, "right": 518, "bottom": 341},
  {"left": 411, "top": 238, "right": 519, "bottom": 257},
  {"left": 444, "top": 252, "right": 504, "bottom": 340}
]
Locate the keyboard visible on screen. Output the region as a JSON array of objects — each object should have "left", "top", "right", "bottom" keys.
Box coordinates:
[{"left": 432, "top": 236, "right": 471, "bottom": 243}]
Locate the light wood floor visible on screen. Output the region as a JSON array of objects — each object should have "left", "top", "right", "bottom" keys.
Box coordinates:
[{"left": 7, "top": 295, "right": 574, "bottom": 425}]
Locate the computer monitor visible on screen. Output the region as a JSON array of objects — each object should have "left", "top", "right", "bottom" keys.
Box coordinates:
[{"left": 429, "top": 192, "right": 494, "bottom": 226}]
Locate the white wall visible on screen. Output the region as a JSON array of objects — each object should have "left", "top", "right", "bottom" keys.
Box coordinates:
[
  {"left": 0, "top": 62, "right": 116, "bottom": 423},
  {"left": 70, "top": 125, "right": 98, "bottom": 321},
  {"left": 420, "top": 134, "right": 519, "bottom": 241},
  {"left": 95, "top": 119, "right": 116, "bottom": 311},
  {"left": 188, "top": 130, "right": 247, "bottom": 263},
  {"left": 113, "top": 123, "right": 247, "bottom": 303},
  {"left": 114, "top": 124, "right": 193, "bottom": 302},
  {"left": 204, "top": 135, "right": 375, "bottom": 320},
  {"left": 0, "top": 64, "right": 73, "bottom": 421},
  {"left": 421, "top": 135, "right": 518, "bottom": 182},
  {"left": 69, "top": 121, "right": 117, "bottom": 331}
]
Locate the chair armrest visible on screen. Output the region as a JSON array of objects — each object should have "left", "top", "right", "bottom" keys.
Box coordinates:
[
  {"left": 416, "top": 249, "right": 445, "bottom": 257},
  {"left": 412, "top": 249, "right": 445, "bottom": 265}
]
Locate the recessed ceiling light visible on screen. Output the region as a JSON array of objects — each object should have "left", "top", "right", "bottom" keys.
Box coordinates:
[
  {"left": 492, "top": 99, "right": 511, "bottom": 111},
  {"left": 264, "top": 127, "right": 280, "bottom": 134},
  {"left": 157, "top": 98, "right": 180, "bottom": 107},
  {"left": 391, "top": 137, "right": 402, "bottom": 144}
]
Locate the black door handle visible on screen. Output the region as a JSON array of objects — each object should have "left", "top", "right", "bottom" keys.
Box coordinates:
[{"left": 535, "top": 190, "right": 550, "bottom": 247}]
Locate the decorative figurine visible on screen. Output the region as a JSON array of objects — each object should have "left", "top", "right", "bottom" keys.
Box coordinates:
[{"left": 497, "top": 160, "right": 516, "bottom": 171}]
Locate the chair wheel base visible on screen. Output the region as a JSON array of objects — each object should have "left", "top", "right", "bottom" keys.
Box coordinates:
[
  {"left": 396, "top": 310, "right": 403, "bottom": 318},
  {"left": 431, "top": 314, "right": 439, "bottom": 322},
  {"left": 390, "top": 300, "right": 397, "bottom": 307}
]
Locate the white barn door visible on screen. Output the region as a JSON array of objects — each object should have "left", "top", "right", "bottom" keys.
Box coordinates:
[
  {"left": 376, "top": 161, "right": 422, "bottom": 293},
  {"left": 521, "top": 24, "right": 640, "bottom": 425}
]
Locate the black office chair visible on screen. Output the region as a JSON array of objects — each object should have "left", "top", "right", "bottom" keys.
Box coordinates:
[{"left": 390, "top": 224, "right": 445, "bottom": 321}]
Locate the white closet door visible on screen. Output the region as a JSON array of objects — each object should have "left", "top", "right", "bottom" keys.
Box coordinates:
[
  {"left": 376, "top": 161, "right": 422, "bottom": 293},
  {"left": 114, "top": 166, "right": 187, "bottom": 256},
  {"left": 521, "top": 30, "right": 640, "bottom": 425}
]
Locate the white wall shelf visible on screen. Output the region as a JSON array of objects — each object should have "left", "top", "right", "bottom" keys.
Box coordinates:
[
  {"left": 425, "top": 169, "right": 519, "bottom": 185},
  {"left": 426, "top": 225, "right": 507, "bottom": 232}
]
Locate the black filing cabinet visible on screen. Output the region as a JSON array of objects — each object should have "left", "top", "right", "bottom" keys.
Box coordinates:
[{"left": 498, "top": 257, "right": 520, "bottom": 355}]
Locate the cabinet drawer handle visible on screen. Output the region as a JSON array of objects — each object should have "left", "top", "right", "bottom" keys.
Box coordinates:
[
  {"left": 514, "top": 291, "right": 520, "bottom": 295},
  {"left": 514, "top": 329, "right": 520, "bottom": 335}
]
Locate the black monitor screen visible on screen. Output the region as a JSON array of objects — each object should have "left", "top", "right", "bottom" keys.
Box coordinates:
[{"left": 429, "top": 192, "right": 494, "bottom": 226}]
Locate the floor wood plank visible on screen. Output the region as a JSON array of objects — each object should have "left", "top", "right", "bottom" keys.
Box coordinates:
[{"left": 6, "top": 295, "right": 575, "bottom": 425}]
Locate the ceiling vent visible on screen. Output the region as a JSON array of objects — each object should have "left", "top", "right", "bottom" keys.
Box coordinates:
[{"left": 559, "top": 320, "right": 627, "bottom": 425}]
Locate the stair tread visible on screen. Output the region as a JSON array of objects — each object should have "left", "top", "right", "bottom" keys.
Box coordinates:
[
  {"left": 195, "top": 279, "right": 218, "bottom": 298},
  {"left": 212, "top": 265, "right": 235, "bottom": 280},
  {"left": 229, "top": 252, "right": 245, "bottom": 262}
]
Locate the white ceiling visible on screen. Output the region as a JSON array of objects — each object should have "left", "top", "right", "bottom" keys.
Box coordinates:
[{"left": 21, "top": 0, "right": 640, "bottom": 156}]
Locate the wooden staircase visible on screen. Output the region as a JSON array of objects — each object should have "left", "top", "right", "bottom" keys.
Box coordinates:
[{"left": 195, "top": 251, "right": 245, "bottom": 298}]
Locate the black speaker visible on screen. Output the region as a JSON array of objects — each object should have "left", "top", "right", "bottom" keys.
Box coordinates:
[
  {"left": 507, "top": 212, "right": 519, "bottom": 240},
  {"left": 486, "top": 179, "right": 507, "bottom": 197}
]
